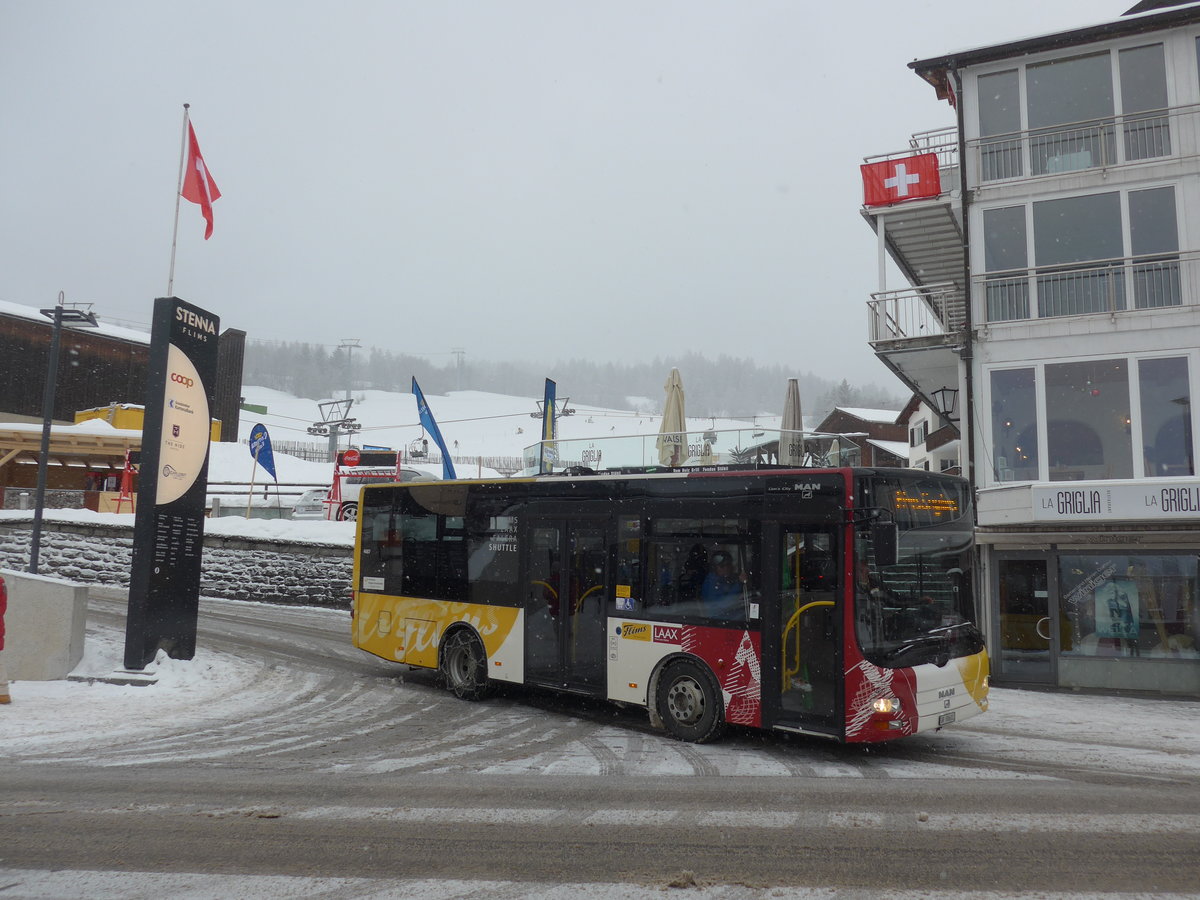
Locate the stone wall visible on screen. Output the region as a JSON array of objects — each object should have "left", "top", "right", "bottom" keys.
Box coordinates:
[{"left": 0, "top": 519, "right": 352, "bottom": 608}]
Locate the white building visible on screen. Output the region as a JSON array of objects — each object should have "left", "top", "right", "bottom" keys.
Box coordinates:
[{"left": 863, "top": 2, "right": 1200, "bottom": 696}]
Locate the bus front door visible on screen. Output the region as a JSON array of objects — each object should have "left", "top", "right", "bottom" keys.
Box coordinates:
[
  {"left": 766, "top": 527, "right": 840, "bottom": 735},
  {"left": 524, "top": 520, "right": 608, "bottom": 694}
]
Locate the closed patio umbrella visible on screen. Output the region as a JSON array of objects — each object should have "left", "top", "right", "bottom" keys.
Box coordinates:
[
  {"left": 656, "top": 368, "right": 687, "bottom": 467},
  {"left": 779, "top": 377, "right": 804, "bottom": 466}
]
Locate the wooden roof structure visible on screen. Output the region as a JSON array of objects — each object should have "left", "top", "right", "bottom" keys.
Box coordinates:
[{"left": 0, "top": 421, "right": 142, "bottom": 472}]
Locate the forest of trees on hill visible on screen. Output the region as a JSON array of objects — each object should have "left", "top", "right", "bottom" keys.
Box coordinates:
[{"left": 242, "top": 341, "right": 904, "bottom": 422}]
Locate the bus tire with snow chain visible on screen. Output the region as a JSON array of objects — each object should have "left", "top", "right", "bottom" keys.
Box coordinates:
[
  {"left": 655, "top": 658, "right": 725, "bottom": 743},
  {"left": 440, "top": 629, "right": 493, "bottom": 700}
]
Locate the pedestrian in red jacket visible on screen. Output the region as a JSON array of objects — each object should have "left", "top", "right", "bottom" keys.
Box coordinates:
[{"left": 0, "top": 574, "right": 9, "bottom": 704}]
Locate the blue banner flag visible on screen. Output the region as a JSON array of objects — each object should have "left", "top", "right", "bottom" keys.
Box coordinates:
[
  {"left": 542, "top": 378, "right": 559, "bottom": 469},
  {"left": 248, "top": 423, "right": 278, "bottom": 481},
  {"left": 542, "top": 378, "right": 556, "bottom": 443},
  {"left": 411, "top": 378, "right": 457, "bottom": 480}
]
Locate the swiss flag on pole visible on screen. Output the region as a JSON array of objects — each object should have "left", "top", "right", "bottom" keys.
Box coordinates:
[
  {"left": 181, "top": 122, "right": 221, "bottom": 239},
  {"left": 860, "top": 154, "right": 941, "bottom": 207}
]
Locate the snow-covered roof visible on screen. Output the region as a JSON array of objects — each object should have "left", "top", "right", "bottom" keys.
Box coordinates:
[
  {"left": 835, "top": 407, "right": 900, "bottom": 424},
  {"left": 0, "top": 298, "right": 150, "bottom": 345},
  {"left": 867, "top": 439, "right": 909, "bottom": 460}
]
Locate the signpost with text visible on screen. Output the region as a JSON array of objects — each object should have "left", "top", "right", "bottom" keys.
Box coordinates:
[{"left": 123, "top": 297, "right": 220, "bottom": 670}]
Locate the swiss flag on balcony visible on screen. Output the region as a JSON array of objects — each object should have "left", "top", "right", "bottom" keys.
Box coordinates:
[{"left": 861, "top": 154, "right": 941, "bottom": 207}]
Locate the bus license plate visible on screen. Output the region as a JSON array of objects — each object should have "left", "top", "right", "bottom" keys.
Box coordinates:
[{"left": 938, "top": 711, "right": 956, "bottom": 726}]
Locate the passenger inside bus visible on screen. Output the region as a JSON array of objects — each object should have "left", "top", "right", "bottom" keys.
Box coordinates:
[{"left": 700, "top": 551, "right": 748, "bottom": 619}]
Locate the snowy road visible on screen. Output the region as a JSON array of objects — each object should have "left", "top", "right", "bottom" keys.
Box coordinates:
[{"left": 1, "top": 589, "right": 1198, "bottom": 897}]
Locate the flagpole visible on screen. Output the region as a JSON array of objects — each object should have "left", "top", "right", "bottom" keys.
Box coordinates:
[
  {"left": 246, "top": 447, "right": 260, "bottom": 519},
  {"left": 166, "top": 103, "right": 191, "bottom": 297}
]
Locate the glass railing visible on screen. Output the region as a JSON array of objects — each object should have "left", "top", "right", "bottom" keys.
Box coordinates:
[{"left": 520, "top": 428, "right": 862, "bottom": 476}]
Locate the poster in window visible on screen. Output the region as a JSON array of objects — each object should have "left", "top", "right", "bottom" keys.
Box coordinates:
[{"left": 1094, "top": 579, "right": 1140, "bottom": 639}]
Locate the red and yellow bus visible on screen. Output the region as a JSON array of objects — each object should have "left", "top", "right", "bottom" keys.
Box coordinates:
[{"left": 351, "top": 466, "right": 988, "bottom": 743}]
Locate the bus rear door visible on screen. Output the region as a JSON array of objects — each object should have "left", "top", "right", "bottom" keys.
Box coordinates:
[{"left": 523, "top": 518, "right": 608, "bottom": 694}]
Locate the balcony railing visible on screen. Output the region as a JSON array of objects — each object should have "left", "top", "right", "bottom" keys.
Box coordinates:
[
  {"left": 864, "top": 127, "right": 958, "bottom": 170},
  {"left": 867, "top": 283, "right": 965, "bottom": 343},
  {"left": 971, "top": 105, "right": 1189, "bottom": 184},
  {"left": 978, "top": 251, "right": 1193, "bottom": 324}
]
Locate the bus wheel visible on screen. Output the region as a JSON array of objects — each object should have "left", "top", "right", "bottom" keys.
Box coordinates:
[
  {"left": 655, "top": 659, "right": 724, "bottom": 743},
  {"left": 440, "top": 629, "right": 493, "bottom": 700},
  {"left": 337, "top": 503, "right": 357, "bottom": 522}
]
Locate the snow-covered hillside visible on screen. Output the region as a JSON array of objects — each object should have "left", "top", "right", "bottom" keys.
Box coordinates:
[{"left": 237, "top": 385, "right": 779, "bottom": 463}]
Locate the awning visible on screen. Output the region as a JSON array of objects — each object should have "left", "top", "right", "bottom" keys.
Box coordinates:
[{"left": 0, "top": 420, "right": 142, "bottom": 471}]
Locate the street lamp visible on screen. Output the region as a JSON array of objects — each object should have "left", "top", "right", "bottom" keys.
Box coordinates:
[
  {"left": 931, "top": 386, "right": 960, "bottom": 423},
  {"left": 29, "top": 293, "right": 98, "bottom": 574}
]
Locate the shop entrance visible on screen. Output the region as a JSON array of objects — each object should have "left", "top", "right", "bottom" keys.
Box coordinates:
[{"left": 995, "top": 556, "right": 1057, "bottom": 684}]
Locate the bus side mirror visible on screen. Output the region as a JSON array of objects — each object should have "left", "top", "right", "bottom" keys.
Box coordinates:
[{"left": 871, "top": 521, "right": 897, "bottom": 568}]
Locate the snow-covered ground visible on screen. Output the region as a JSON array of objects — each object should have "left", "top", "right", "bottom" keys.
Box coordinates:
[{"left": 3, "top": 594, "right": 1197, "bottom": 779}]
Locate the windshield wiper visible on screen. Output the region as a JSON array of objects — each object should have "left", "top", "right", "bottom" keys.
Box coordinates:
[{"left": 887, "top": 632, "right": 953, "bottom": 667}]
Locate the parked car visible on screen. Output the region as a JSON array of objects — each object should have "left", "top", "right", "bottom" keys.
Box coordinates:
[
  {"left": 290, "top": 488, "right": 331, "bottom": 520},
  {"left": 334, "top": 467, "right": 438, "bottom": 521}
]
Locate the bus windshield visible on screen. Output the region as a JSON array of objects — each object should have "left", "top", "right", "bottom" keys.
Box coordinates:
[{"left": 855, "top": 473, "right": 983, "bottom": 669}]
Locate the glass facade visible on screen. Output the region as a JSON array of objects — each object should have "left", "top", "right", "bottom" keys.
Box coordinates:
[
  {"left": 1045, "top": 359, "right": 1133, "bottom": 481},
  {"left": 981, "top": 186, "right": 1179, "bottom": 322},
  {"left": 988, "top": 355, "right": 1195, "bottom": 484},
  {"left": 1059, "top": 553, "right": 1198, "bottom": 660},
  {"left": 993, "top": 550, "right": 1200, "bottom": 695},
  {"left": 978, "top": 43, "right": 1169, "bottom": 182},
  {"left": 1139, "top": 357, "right": 1193, "bottom": 477},
  {"left": 990, "top": 368, "right": 1039, "bottom": 482}
]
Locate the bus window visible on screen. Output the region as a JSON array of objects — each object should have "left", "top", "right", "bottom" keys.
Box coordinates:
[
  {"left": 467, "top": 514, "right": 520, "bottom": 603},
  {"left": 643, "top": 533, "right": 755, "bottom": 625},
  {"left": 359, "top": 490, "right": 465, "bottom": 600},
  {"left": 614, "top": 517, "right": 642, "bottom": 612},
  {"left": 854, "top": 474, "right": 983, "bottom": 668}
]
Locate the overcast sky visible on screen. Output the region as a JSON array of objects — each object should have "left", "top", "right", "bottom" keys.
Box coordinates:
[{"left": 2, "top": 1, "right": 1114, "bottom": 389}]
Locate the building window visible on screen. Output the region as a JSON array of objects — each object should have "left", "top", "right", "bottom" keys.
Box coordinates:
[
  {"left": 1119, "top": 44, "right": 1170, "bottom": 161},
  {"left": 982, "top": 186, "right": 1180, "bottom": 322},
  {"left": 1034, "top": 193, "right": 1124, "bottom": 317},
  {"left": 978, "top": 69, "right": 1023, "bottom": 180},
  {"left": 910, "top": 421, "right": 928, "bottom": 447},
  {"left": 1045, "top": 359, "right": 1132, "bottom": 481},
  {"left": 1027, "top": 52, "right": 1115, "bottom": 175},
  {"left": 1059, "top": 553, "right": 1199, "bottom": 669},
  {"left": 1139, "top": 357, "right": 1193, "bottom": 477},
  {"left": 991, "top": 368, "right": 1039, "bottom": 482},
  {"left": 1129, "top": 186, "right": 1180, "bottom": 309},
  {"left": 983, "top": 206, "right": 1029, "bottom": 321}
]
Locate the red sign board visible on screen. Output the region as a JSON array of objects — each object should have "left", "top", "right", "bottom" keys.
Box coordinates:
[{"left": 343, "top": 449, "right": 360, "bottom": 467}]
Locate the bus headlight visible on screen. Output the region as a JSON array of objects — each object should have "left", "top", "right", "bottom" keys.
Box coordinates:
[{"left": 872, "top": 697, "right": 901, "bottom": 714}]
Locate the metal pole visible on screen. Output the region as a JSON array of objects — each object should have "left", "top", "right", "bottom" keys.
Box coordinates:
[
  {"left": 167, "top": 103, "right": 191, "bottom": 296},
  {"left": 29, "top": 298, "right": 65, "bottom": 574}
]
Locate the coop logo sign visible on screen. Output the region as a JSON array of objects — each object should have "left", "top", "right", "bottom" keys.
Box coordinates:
[
  {"left": 1032, "top": 480, "right": 1200, "bottom": 522},
  {"left": 171, "top": 372, "right": 194, "bottom": 388}
]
